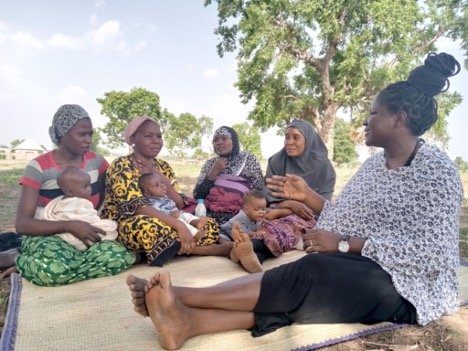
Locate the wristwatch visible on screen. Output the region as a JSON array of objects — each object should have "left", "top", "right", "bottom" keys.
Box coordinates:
[{"left": 338, "top": 235, "right": 351, "bottom": 253}]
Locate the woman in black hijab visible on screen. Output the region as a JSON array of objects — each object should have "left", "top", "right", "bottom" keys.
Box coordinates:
[
  {"left": 193, "top": 126, "right": 264, "bottom": 225},
  {"left": 265, "top": 119, "right": 336, "bottom": 219}
]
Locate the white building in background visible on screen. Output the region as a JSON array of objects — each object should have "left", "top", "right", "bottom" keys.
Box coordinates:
[{"left": 2, "top": 139, "right": 45, "bottom": 160}]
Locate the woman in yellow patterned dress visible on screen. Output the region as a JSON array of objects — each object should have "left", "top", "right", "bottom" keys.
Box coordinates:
[{"left": 101, "top": 116, "right": 221, "bottom": 266}]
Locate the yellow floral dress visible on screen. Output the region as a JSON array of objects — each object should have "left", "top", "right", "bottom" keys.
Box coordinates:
[{"left": 101, "top": 155, "right": 219, "bottom": 266}]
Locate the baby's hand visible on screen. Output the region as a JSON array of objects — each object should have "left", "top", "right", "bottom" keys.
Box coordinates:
[
  {"left": 171, "top": 210, "right": 181, "bottom": 218},
  {"left": 251, "top": 231, "right": 265, "bottom": 239}
]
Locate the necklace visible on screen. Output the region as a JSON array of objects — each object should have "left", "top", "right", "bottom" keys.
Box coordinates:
[{"left": 385, "top": 138, "right": 424, "bottom": 168}]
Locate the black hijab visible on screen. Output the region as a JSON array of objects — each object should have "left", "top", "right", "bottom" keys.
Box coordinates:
[{"left": 266, "top": 119, "right": 336, "bottom": 201}]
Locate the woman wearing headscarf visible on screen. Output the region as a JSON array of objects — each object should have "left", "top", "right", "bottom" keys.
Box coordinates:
[
  {"left": 127, "top": 52, "right": 462, "bottom": 350},
  {"left": 14, "top": 104, "right": 135, "bottom": 286},
  {"left": 101, "top": 117, "right": 221, "bottom": 267},
  {"left": 266, "top": 119, "right": 336, "bottom": 215},
  {"left": 234, "top": 119, "right": 336, "bottom": 268},
  {"left": 193, "top": 126, "right": 265, "bottom": 225}
]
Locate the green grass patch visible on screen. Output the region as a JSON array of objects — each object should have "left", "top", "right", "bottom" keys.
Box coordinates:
[{"left": 0, "top": 169, "right": 23, "bottom": 185}]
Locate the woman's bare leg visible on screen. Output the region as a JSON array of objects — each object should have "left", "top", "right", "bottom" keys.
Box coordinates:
[
  {"left": 190, "top": 242, "right": 233, "bottom": 256},
  {"left": 127, "top": 270, "right": 263, "bottom": 317},
  {"left": 144, "top": 272, "right": 255, "bottom": 350}
]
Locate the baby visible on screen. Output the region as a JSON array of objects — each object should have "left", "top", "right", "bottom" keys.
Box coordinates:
[
  {"left": 36, "top": 166, "right": 118, "bottom": 251},
  {"left": 222, "top": 189, "right": 311, "bottom": 273},
  {"left": 138, "top": 173, "right": 209, "bottom": 241},
  {"left": 220, "top": 189, "right": 270, "bottom": 241}
]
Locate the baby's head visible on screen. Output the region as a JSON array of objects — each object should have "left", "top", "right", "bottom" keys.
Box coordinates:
[
  {"left": 57, "top": 166, "right": 92, "bottom": 200},
  {"left": 243, "top": 189, "right": 267, "bottom": 222},
  {"left": 139, "top": 173, "right": 167, "bottom": 198}
]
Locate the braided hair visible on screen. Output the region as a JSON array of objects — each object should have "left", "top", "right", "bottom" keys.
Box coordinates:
[{"left": 376, "top": 52, "right": 460, "bottom": 136}]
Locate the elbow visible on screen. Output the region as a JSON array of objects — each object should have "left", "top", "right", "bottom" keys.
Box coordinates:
[
  {"left": 15, "top": 214, "right": 34, "bottom": 235},
  {"left": 15, "top": 218, "right": 28, "bottom": 235}
]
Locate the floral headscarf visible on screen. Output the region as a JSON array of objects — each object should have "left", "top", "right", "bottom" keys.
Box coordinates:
[
  {"left": 213, "top": 126, "right": 240, "bottom": 158},
  {"left": 48, "top": 104, "right": 90, "bottom": 146}
]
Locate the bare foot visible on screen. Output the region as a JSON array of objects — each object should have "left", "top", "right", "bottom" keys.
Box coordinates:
[
  {"left": 229, "top": 247, "right": 239, "bottom": 263},
  {"left": 126, "top": 274, "right": 157, "bottom": 317},
  {"left": 145, "top": 272, "right": 193, "bottom": 350},
  {"left": 194, "top": 216, "right": 209, "bottom": 229},
  {"left": 231, "top": 222, "right": 263, "bottom": 273},
  {"left": 193, "top": 230, "right": 207, "bottom": 242},
  {"left": 0, "top": 266, "right": 18, "bottom": 280},
  {"left": 0, "top": 248, "right": 19, "bottom": 269}
]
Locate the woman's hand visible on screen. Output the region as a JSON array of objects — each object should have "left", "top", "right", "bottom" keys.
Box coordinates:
[
  {"left": 68, "top": 221, "right": 106, "bottom": 248},
  {"left": 177, "top": 225, "right": 195, "bottom": 255},
  {"left": 302, "top": 229, "right": 340, "bottom": 253},
  {"left": 287, "top": 200, "right": 315, "bottom": 220},
  {"left": 266, "top": 174, "right": 309, "bottom": 201},
  {"left": 207, "top": 157, "right": 228, "bottom": 181}
]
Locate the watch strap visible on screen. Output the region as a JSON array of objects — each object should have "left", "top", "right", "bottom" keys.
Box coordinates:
[{"left": 340, "top": 234, "right": 351, "bottom": 242}]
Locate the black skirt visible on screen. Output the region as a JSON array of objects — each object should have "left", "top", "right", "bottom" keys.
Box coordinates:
[{"left": 252, "top": 253, "right": 417, "bottom": 337}]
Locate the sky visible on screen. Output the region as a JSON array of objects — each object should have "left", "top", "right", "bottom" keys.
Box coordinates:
[{"left": 0, "top": 1, "right": 467, "bottom": 160}]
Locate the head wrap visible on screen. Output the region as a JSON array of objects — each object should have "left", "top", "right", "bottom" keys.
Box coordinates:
[
  {"left": 266, "top": 119, "right": 336, "bottom": 201},
  {"left": 213, "top": 126, "right": 240, "bottom": 158},
  {"left": 48, "top": 104, "right": 90, "bottom": 145},
  {"left": 123, "top": 116, "right": 157, "bottom": 145}
]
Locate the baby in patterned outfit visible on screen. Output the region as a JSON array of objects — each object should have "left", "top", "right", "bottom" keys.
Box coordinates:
[{"left": 138, "top": 173, "right": 208, "bottom": 241}]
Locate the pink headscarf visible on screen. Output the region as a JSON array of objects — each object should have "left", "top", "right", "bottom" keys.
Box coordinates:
[{"left": 123, "top": 116, "right": 157, "bottom": 145}]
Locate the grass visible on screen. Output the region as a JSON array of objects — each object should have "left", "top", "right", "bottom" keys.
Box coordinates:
[{"left": 0, "top": 169, "right": 22, "bottom": 232}]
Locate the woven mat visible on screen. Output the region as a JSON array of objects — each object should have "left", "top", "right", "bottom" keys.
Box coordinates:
[{"left": 2, "top": 252, "right": 468, "bottom": 351}]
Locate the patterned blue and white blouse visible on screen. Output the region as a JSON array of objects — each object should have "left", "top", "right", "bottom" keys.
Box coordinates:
[{"left": 316, "top": 143, "right": 463, "bottom": 325}]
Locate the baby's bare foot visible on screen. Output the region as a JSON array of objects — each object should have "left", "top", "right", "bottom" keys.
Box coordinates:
[
  {"left": 193, "top": 230, "right": 207, "bottom": 242},
  {"left": 232, "top": 224, "right": 262, "bottom": 273},
  {"left": 229, "top": 247, "right": 239, "bottom": 263},
  {"left": 196, "top": 217, "right": 209, "bottom": 229}
]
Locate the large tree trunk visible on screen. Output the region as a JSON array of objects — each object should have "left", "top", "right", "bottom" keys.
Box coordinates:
[{"left": 320, "top": 101, "right": 338, "bottom": 159}]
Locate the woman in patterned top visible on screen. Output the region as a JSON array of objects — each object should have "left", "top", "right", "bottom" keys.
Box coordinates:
[
  {"left": 13, "top": 105, "right": 135, "bottom": 286},
  {"left": 101, "top": 117, "right": 222, "bottom": 267},
  {"left": 126, "top": 52, "right": 463, "bottom": 350},
  {"left": 193, "top": 126, "right": 264, "bottom": 225}
]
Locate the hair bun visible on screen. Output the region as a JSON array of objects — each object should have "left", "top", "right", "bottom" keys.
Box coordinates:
[{"left": 407, "top": 52, "right": 461, "bottom": 97}]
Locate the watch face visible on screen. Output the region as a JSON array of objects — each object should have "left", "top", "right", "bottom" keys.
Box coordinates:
[{"left": 338, "top": 240, "right": 349, "bottom": 253}]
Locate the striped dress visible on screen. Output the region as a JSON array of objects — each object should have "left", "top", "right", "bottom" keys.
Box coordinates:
[{"left": 16, "top": 150, "right": 135, "bottom": 286}]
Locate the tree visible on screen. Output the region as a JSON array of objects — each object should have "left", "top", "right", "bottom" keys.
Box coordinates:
[
  {"left": 454, "top": 156, "right": 468, "bottom": 171},
  {"left": 90, "top": 130, "right": 110, "bottom": 157},
  {"left": 206, "top": 0, "right": 467, "bottom": 155},
  {"left": 163, "top": 111, "right": 214, "bottom": 159},
  {"left": 333, "top": 118, "right": 357, "bottom": 165},
  {"left": 9, "top": 139, "right": 24, "bottom": 149},
  {"left": 97, "top": 87, "right": 164, "bottom": 148},
  {"left": 232, "top": 122, "right": 263, "bottom": 160}
]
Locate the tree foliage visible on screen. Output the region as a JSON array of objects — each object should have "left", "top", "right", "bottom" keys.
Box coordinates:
[
  {"left": 9, "top": 139, "right": 25, "bottom": 149},
  {"left": 206, "top": 0, "right": 467, "bottom": 153},
  {"left": 333, "top": 118, "right": 357, "bottom": 165},
  {"left": 454, "top": 156, "right": 468, "bottom": 171},
  {"left": 97, "top": 87, "right": 217, "bottom": 157},
  {"left": 163, "top": 111, "right": 214, "bottom": 159},
  {"left": 90, "top": 130, "right": 110, "bottom": 156},
  {"left": 97, "top": 87, "right": 164, "bottom": 148},
  {"left": 232, "top": 122, "right": 262, "bottom": 159}
]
